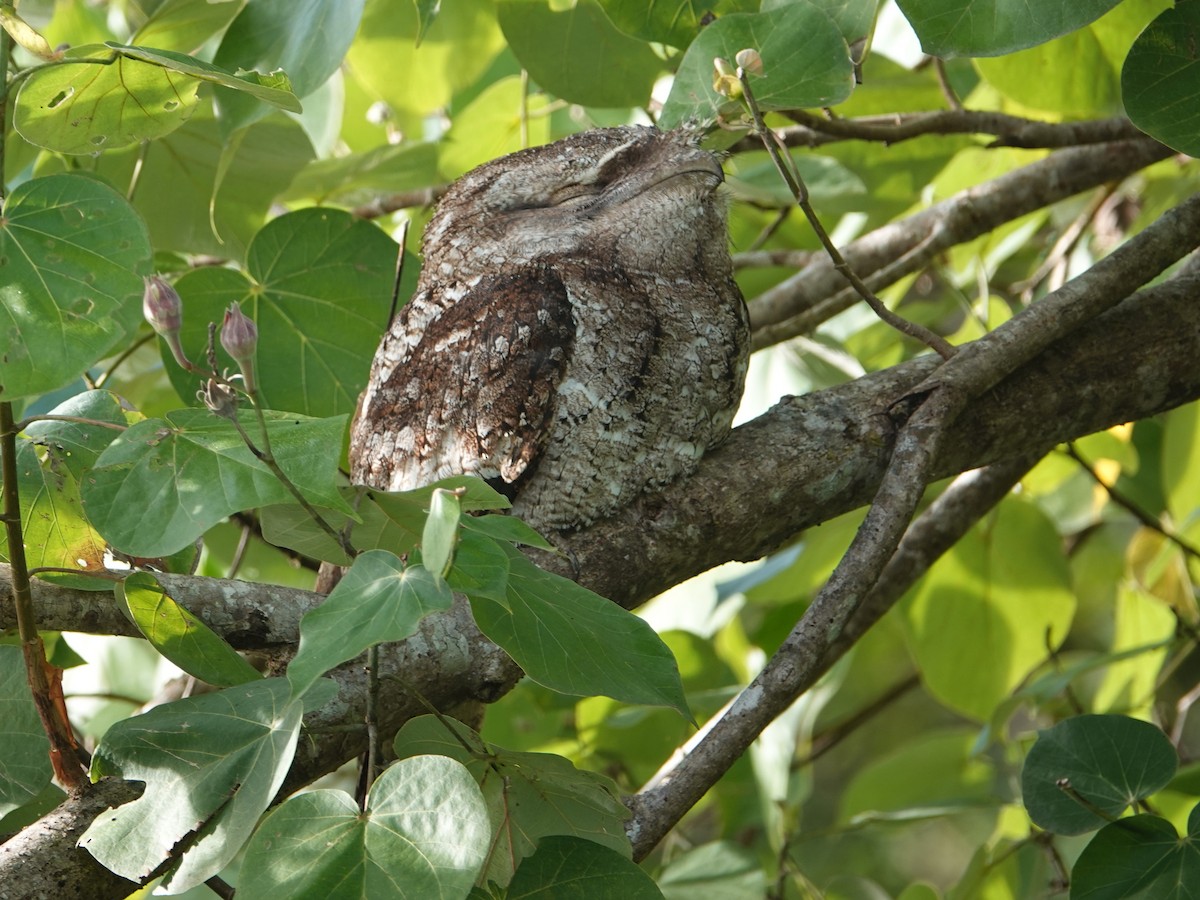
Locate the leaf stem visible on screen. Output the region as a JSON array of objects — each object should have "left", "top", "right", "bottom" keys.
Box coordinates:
[{"left": 735, "top": 65, "right": 956, "bottom": 360}]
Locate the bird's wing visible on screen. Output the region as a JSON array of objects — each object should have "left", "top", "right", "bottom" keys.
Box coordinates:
[{"left": 350, "top": 264, "right": 575, "bottom": 495}]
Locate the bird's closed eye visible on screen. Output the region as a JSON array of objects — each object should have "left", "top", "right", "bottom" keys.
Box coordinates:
[{"left": 549, "top": 184, "right": 601, "bottom": 207}]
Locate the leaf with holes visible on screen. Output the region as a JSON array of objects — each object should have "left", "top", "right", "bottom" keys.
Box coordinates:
[{"left": 0, "top": 175, "right": 151, "bottom": 401}]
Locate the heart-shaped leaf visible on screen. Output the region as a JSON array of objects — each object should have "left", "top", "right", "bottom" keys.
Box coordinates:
[{"left": 0, "top": 175, "right": 151, "bottom": 401}]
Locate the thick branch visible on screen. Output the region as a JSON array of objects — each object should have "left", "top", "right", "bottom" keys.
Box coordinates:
[{"left": 749, "top": 137, "right": 1174, "bottom": 350}]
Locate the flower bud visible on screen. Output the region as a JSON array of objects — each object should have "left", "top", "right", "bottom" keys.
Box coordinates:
[
  {"left": 143, "top": 275, "right": 182, "bottom": 336},
  {"left": 142, "top": 275, "right": 193, "bottom": 370},
  {"left": 735, "top": 48, "right": 764, "bottom": 76},
  {"left": 220, "top": 302, "right": 258, "bottom": 392},
  {"left": 713, "top": 57, "right": 742, "bottom": 99}
]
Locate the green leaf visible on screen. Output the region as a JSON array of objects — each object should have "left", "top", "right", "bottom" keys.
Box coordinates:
[
  {"left": 659, "top": 4, "right": 855, "bottom": 129},
  {"left": 79, "top": 678, "right": 316, "bottom": 891},
  {"left": 119, "top": 571, "right": 261, "bottom": 687},
  {"left": 462, "top": 512, "right": 553, "bottom": 551},
  {"left": 0, "top": 174, "right": 152, "bottom": 402},
  {"left": 471, "top": 547, "right": 690, "bottom": 715},
  {"left": 114, "top": 43, "right": 300, "bottom": 109},
  {"left": 1022, "top": 714, "right": 1178, "bottom": 835},
  {"left": 902, "top": 496, "right": 1075, "bottom": 720},
  {"left": 445, "top": 530, "right": 511, "bottom": 601},
  {"left": 976, "top": 0, "right": 1170, "bottom": 118},
  {"left": 1, "top": 6, "right": 57, "bottom": 60},
  {"left": 286, "top": 552, "right": 453, "bottom": 698},
  {"left": 894, "top": 0, "right": 1124, "bottom": 57},
  {"left": 438, "top": 74, "right": 552, "bottom": 179},
  {"left": 838, "top": 728, "right": 995, "bottom": 824},
  {"left": 210, "top": 0, "right": 364, "bottom": 134},
  {"left": 1070, "top": 809, "right": 1200, "bottom": 898},
  {"left": 393, "top": 715, "right": 631, "bottom": 886},
  {"left": 240, "top": 757, "right": 488, "bottom": 898},
  {"left": 1163, "top": 402, "right": 1200, "bottom": 528},
  {"left": 497, "top": 0, "right": 663, "bottom": 108},
  {"left": 282, "top": 141, "right": 440, "bottom": 204},
  {"left": 3, "top": 392, "right": 129, "bottom": 585},
  {"left": 0, "top": 646, "right": 52, "bottom": 818},
  {"left": 599, "top": 0, "right": 757, "bottom": 49},
  {"left": 14, "top": 44, "right": 202, "bottom": 153},
  {"left": 657, "top": 841, "right": 767, "bottom": 900},
  {"left": 345, "top": 0, "right": 506, "bottom": 135},
  {"left": 508, "top": 836, "right": 663, "bottom": 898},
  {"left": 414, "top": 0, "right": 442, "bottom": 45},
  {"left": 1123, "top": 2, "right": 1200, "bottom": 158},
  {"left": 260, "top": 475, "right": 511, "bottom": 565},
  {"left": 422, "top": 488, "right": 461, "bottom": 582},
  {"left": 131, "top": 0, "right": 250, "bottom": 54},
  {"left": 165, "top": 208, "right": 399, "bottom": 419},
  {"left": 764, "top": 0, "right": 879, "bottom": 45},
  {"left": 82, "top": 409, "right": 350, "bottom": 557}
]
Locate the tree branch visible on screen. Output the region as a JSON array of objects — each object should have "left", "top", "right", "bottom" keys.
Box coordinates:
[
  {"left": 759, "top": 111, "right": 1145, "bottom": 150},
  {"left": 748, "top": 137, "right": 1174, "bottom": 350}
]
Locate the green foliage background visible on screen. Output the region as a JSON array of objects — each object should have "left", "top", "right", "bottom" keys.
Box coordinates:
[{"left": 0, "top": 0, "right": 1198, "bottom": 898}]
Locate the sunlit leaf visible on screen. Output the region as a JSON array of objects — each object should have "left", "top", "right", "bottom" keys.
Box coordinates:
[
  {"left": 902, "top": 496, "right": 1075, "bottom": 720},
  {"left": 0, "top": 175, "right": 151, "bottom": 402},
  {"left": 421, "top": 488, "right": 461, "bottom": 582},
  {"left": 3, "top": 392, "right": 129, "bottom": 585},
  {"left": 80, "top": 678, "right": 327, "bottom": 891},
  {"left": 120, "top": 571, "right": 261, "bottom": 686}
]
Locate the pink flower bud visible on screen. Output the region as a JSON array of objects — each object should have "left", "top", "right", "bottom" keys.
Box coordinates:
[
  {"left": 143, "top": 275, "right": 193, "bottom": 370},
  {"left": 143, "top": 275, "right": 182, "bottom": 336},
  {"left": 220, "top": 303, "right": 258, "bottom": 392}
]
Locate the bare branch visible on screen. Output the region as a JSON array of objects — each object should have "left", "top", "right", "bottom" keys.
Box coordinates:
[
  {"left": 749, "top": 138, "right": 1174, "bottom": 350},
  {"left": 758, "top": 111, "right": 1145, "bottom": 150}
]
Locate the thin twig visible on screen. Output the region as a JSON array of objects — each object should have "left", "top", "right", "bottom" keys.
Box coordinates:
[
  {"left": 1064, "top": 443, "right": 1200, "bottom": 562},
  {"left": 737, "top": 65, "right": 956, "bottom": 359}
]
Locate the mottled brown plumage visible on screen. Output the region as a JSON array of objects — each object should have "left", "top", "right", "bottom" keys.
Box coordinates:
[{"left": 351, "top": 126, "right": 749, "bottom": 531}]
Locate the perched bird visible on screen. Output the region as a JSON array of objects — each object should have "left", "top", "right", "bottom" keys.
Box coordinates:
[{"left": 351, "top": 126, "right": 749, "bottom": 532}]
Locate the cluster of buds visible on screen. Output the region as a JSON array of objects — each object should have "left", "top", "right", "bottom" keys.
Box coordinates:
[
  {"left": 713, "top": 48, "right": 764, "bottom": 100},
  {"left": 142, "top": 276, "right": 259, "bottom": 396}
]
